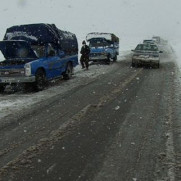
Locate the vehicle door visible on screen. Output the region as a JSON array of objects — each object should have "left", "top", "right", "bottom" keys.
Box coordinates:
[
  {"left": 106, "top": 41, "right": 115, "bottom": 58},
  {"left": 45, "top": 44, "right": 65, "bottom": 79}
]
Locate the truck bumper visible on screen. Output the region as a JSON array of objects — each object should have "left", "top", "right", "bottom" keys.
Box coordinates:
[
  {"left": 0, "top": 76, "right": 36, "bottom": 84},
  {"left": 89, "top": 55, "right": 107, "bottom": 61},
  {"left": 132, "top": 58, "right": 159, "bottom": 66}
]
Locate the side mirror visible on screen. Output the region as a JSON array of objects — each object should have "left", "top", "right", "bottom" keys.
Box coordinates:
[{"left": 159, "top": 51, "right": 163, "bottom": 53}]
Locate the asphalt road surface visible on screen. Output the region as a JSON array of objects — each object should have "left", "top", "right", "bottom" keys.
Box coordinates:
[{"left": 0, "top": 50, "right": 181, "bottom": 181}]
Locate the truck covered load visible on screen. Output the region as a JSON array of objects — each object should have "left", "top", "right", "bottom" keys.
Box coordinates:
[{"left": 3, "top": 23, "right": 78, "bottom": 54}]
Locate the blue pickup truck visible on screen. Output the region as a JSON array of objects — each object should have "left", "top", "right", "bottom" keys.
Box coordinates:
[
  {"left": 0, "top": 23, "right": 78, "bottom": 92},
  {"left": 86, "top": 32, "right": 119, "bottom": 64}
]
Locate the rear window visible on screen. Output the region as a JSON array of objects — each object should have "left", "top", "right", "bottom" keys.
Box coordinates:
[
  {"left": 31, "top": 45, "right": 46, "bottom": 58},
  {"left": 135, "top": 44, "right": 158, "bottom": 51}
]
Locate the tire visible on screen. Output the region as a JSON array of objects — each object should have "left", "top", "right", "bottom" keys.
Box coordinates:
[
  {"left": 132, "top": 62, "right": 135, "bottom": 67},
  {"left": 106, "top": 54, "right": 111, "bottom": 65},
  {"left": 10, "top": 83, "right": 19, "bottom": 92},
  {"left": 0, "top": 85, "right": 5, "bottom": 93},
  {"left": 113, "top": 55, "right": 117, "bottom": 62},
  {"left": 153, "top": 63, "right": 159, "bottom": 69},
  {"left": 157, "top": 63, "right": 160, "bottom": 69},
  {"left": 134, "top": 63, "right": 138, "bottom": 68},
  {"left": 34, "top": 69, "right": 46, "bottom": 91},
  {"left": 63, "top": 62, "right": 73, "bottom": 80}
]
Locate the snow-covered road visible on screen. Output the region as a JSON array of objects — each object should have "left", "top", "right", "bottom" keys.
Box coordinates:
[
  {"left": 0, "top": 43, "right": 179, "bottom": 121},
  {"left": 1, "top": 47, "right": 181, "bottom": 181},
  {"left": 0, "top": 51, "right": 131, "bottom": 120}
]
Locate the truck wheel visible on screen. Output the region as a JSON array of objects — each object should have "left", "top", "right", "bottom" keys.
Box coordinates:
[
  {"left": 134, "top": 63, "right": 138, "bottom": 68},
  {"left": 0, "top": 85, "right": 5, "bottom": 93},
  {"left": 113, "top": 55, "right": 117, "bottom": 62},
  {"left": 106, "top": 54, "right": 111, "bottom": 65},
  {"left": 63, "top": 63, "right": 73, "bottom": 80},
  {"left": 132, "top": 62, "right": 135, "bottom": 67},
  {"left": 34, "top": 69, "right": 46, "bottom": 91},
  {"left": 153, "top": 63, "right": 159, "bottom": 69},
  {"left": 157, "top": 63, "right": 160, "bottom": 69}
]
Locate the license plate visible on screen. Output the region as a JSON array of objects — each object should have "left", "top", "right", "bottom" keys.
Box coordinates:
[{"left": 1, "top": 78, "right": 15, "bottom": 83}]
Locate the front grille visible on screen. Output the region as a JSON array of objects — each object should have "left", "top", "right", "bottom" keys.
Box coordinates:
[
  {"left": 90, "top": 53, "right": 102, "bottom": 57},
  {"left": 0, "top": 69, "right": 25, "bottom": 77}
]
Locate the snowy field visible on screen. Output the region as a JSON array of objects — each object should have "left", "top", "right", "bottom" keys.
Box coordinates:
[{"left": 170, "top": 41, "right": 181, "bottom": 69}]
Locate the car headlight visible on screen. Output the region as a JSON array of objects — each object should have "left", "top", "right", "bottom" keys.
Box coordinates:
[{"left": 24, "top": 63, "right": 32, "bottom": 76}]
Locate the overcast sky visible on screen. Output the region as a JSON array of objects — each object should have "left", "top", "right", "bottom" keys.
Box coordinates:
[{"left": 0, "top": 0, "right": 181, "bottom": 48}]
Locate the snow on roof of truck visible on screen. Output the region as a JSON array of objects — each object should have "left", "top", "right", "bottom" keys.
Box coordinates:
[
  {"left": 86, "top": 32, "right": 119, "bottom": 42},
  {"left": 3, "top": 23, "right": 76, "bottom": 46}
]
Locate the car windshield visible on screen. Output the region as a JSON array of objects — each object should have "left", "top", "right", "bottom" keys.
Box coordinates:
[
  {"left": 31, "top": 45, "right": 46, "bottom": 58},
  {"left": 135, "top": 44, "right": 158, "bottom": 51},
  {"left": 89, "top": 38, "right": 111, "bottom": 47},
  {"left": 143, "top": 40, "right": 154, "bottom": 44}
]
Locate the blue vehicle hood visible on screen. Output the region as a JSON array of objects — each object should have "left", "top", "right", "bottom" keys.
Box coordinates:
[
  {"left": 0, "top": 40, "right": 38, "bottom": 60},
  {"left": 0, "top": 58, "right": 35, "bottom": 68},
  {"left": 0, "top": 40, "right": 38, "bottom": 68}
]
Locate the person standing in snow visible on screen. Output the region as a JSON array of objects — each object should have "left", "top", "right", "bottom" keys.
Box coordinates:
[{"left": 80, "top": 40, "right": 90, "bottom": 70}]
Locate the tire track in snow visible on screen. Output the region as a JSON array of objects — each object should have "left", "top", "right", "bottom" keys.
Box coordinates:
[
  {"left": 0, "top": 67, "right": 143, "bottom": 180},
  {"left": 165, "top": 94, "right": 176, "bottom": 181}
]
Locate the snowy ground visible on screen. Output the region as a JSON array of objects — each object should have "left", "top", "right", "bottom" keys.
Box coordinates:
[
  {"left": 0, "top": 51, "right": 130, "bottom": 119},
  {"left": 170, "top": 41, "right": 181, "bottom": 69}
]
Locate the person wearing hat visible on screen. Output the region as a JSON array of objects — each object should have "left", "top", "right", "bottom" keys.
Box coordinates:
[{"left": 80, "top": 40, "right": 90, "bottom": 70}]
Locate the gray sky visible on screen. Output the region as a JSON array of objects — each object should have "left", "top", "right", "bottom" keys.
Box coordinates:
[{"left": 0, "top": 0, "right": 180, "bottom": 47}]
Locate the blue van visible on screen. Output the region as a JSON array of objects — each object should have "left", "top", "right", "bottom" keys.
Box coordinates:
[
  {"left": 86, "top": 32, "right": 119, "bottom": 64},
  {"left": 0, "top": 23, "right": 78, "bottom": 92}
]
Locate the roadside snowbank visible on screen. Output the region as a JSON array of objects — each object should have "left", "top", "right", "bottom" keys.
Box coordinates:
[{"left": 170, "top": 41, "right": 181, "bottom": 70}]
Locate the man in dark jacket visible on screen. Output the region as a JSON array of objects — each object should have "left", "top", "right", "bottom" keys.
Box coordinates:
[{"left": 80, "top": 40, "right": 90, "bottom": 70}]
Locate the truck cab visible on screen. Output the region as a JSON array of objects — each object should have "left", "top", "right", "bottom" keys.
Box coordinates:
[
  {"left": 86, "top": 32, "right": 119, "bottom": 64},
  {"left": 0, "top": 23, "right": 78, "bottom": 92}
]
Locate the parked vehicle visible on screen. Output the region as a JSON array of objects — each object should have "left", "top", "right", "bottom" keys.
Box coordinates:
[
  {"left": 152, "top": 36, "right": 161, "bottom": 44},
  {"left": 0, "top": 23, "right": 78, "bottom": 92},
  {"left": 132, "top": 43, "right": 162, "bottom": 68},
  {"left": 86, "top": 32, "right": 119, "bottom": 64}
]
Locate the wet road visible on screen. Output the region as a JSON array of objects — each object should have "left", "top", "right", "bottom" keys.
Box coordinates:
[{"left": 0, "top": 51, "right": 181, "bottom": 181}]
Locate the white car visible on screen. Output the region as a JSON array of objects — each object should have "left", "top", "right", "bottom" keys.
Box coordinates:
[{"left": 132, "top": 43, "right": 162, "bottom": 68}]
